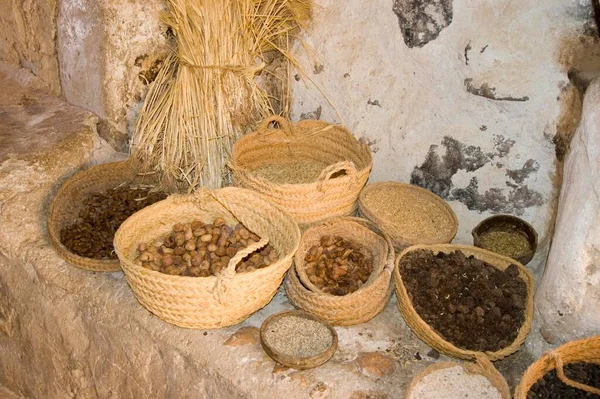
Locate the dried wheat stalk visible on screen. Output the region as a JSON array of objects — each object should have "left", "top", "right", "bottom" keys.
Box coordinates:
[{"left": 131, "top": 0, "right": 311, "bottom": 191}]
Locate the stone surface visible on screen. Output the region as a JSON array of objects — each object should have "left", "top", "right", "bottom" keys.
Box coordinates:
[
  {"left": 392, "top": 0, "right": 453, "bottom": 48},
  {"left": 535, "top": 78, "right": 600, "bottom": 344},
  {"left": 57, "top": 0, "right": 170, "bottom": 151},
  {"left": 0, "top": 0, "right": 61, "bottom": 95},
  {"left": 290, "top": 0, "right": 597, "bottom": 279}
]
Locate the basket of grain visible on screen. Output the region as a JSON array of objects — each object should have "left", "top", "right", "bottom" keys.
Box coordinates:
[
  {"left": 229, "top": 115, "right": 372, "bottom": 226},
  {"left": 47, "top": 159, "right": 167, "bottom": 272},
  {"left": 405, "top": 355, "right": 511, "bottom": 399},
  {"left": 285, "top": 216, "right": 395, "bottom": 326},
  {"left": 394, "top": 244, "right": 534, "bottom": 361},
  {"left": 113, "top": 187, "right": 301, "bottom": 329},
  {"left": 514, "top": 335, "right": 600, "bottom": 398},
  {"left": 358, "top": 182, "right": 458, "bottom": 250}
]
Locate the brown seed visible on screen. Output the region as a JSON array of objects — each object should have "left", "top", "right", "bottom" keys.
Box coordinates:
[
  {"left": 213, "top": 217, "right": 226, "bottom": 227},
  {"left": 138, "top": 243, "right": 148, "bottom": 252},
  {"left": 175, "top": 232, "right": 185, "bottom": 246},
  {"left": 138, "top": 252, "right": 151, "bottom": 262},
  {"left": 240, "top": 229, "right": 250, "bottom": 240},
  {"left": 184, "top": 230, "right": 194, "bottom": 241},
  {"left": 191, "top": 221, "right": 204, "bottom": 230},
  {"left": 200, "top": 234, "right": 212, "bottom": 243},
  {"left": 173, "top": 223, "right": 184, "bottom": 232},
  {"left": 208, "top": 243, "right": 218, "bottom": 252},
  {"left": 192, "top": 254, "right": 202, "bottom": 266},
  {"left": 162, "top": 254, "right": 173, "bottom": 266},
  {"left": 215, "top": 247, "right": 227, "bottom": 257},
  {"left": 161, "top": 247, "right": 174, "bottom": 255},
  {"left": 185, "top": 240, "right": 196, "bottom": 251},
  {"left": 174, "top": 246, "right": 186, "bottom": 256}
]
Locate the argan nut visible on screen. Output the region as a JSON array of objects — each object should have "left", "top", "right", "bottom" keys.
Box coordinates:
[
  {"left": 200, "top": 234, "right": 212, "bottom": 243},
  {"left": 162, "top": 254, "right": 173, "bottom": 267},
  {"left": 207, "top": 243, "right": 218, "bottom": 252},
  {"left": 184, "top": 230, "right": 194, "bottom": 241},
  {"left": 174, "top": 232, "right": 186, "bottom": 246},
  {"left": 138, "top": 243, "right": 148, "bottom": 252},
  {"left": 139, "top": 252, "right": 151, "bottom": 262},
  {"left": 174, "top": 246, "right": 186, "bottom": 256},
  {"left": 191, "top": 221, "right": 204, "bottom": 230},
  {"left": 215, "top": 247, "right": 227, "bottom": 257},
  {"left": 161, "top": 247, "right": 174, "bottom": 255},
  {"left": 173, "top": 223, "right": 184, "bottom": 232},
  {"left": 185, "top": 240, "right": 196, "bottom": 251},
  {"left": 239, "top": 229, "right": 250, "bottom": 240},
  {"left": 192, "top": 254, "right": 203, "bottom": 267},
  {"left": 213, "top": 217, "right": 226, "bottom": 227}
]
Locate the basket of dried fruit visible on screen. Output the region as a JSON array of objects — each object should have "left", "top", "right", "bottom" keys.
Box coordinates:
[
  {"left": 229, "top": 115, "right": 372, "bottom": 226},
  {"left": 285, "top": 216, "right": 395, "bottom": 326},
  {"left": 358, "top": 182, "right": 458, "bottom": 250},
  {"left": 394, "top": 244, "right": 534, "bottom": 361},
  {"left": 47, "top": 159, "right": 167, "bottom": 272},
  {"left": 405, "top": 355, "right": 511, "bottom": 399},
  {"left": 514, "top": 335, "right": 600, "bottom": 398},
  {"left": 113, "top": 187, "right": 301, "bottom": 329}
]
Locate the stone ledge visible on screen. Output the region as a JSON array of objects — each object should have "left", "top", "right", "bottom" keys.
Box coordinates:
[{"left": 0, "top": 67, "right": 552, "bottom": 398}]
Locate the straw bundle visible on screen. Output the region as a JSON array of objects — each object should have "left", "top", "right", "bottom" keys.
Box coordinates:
[{"left": 132, "top": 0, "right": 311, "bottom": 190}]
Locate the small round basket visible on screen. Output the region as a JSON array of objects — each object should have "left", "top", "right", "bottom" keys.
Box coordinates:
[
  {"left": 113, "top": 187, "right": 301, "bottom": 329},
  {"left": 260, "top": 310, "right": 338, "bottom": 370},
  {"left": 394, "top": 244, "right": 534, "bottom": 361},
  {"left": 358, "top": 182, "right": 458, "bottom": 250},
  {"left": 47, "top": 159, "right": 160, "bottom": 272},
  {"left": 229, "top": 115, "right": 372, "bottom": 226},
  {"left": 472, "top": 214, "right": 538, "bottom": 265},
  {"left": 405, "top": 355, "right": 511, "bottom": 399},
  {"left": 285, "top": 217, "right": 395, "bottom": 326},
  {"left": 514, "top": 335, "right": 600, "bottom": 398}
]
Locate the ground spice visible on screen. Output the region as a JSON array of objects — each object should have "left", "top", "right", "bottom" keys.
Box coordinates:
[
  {"left": 409, "top": 365, "right": 502, "bottom": 399},
  {"left": 361, "top": 185, "right": 454, "bottom": 241},
  {"left": 479, "top": 229, "right": 531, "bottom": 259},
  {"left": 253, "top": 160, "right": 329, "bottom": 184},
  {"left": 263, "top": 316, "right": 333, "bottom": 358}
]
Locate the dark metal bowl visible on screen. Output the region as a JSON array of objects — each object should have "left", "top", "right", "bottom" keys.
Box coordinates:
[{"left": 471, "top": 214, "right": 538, "bottom": 265}]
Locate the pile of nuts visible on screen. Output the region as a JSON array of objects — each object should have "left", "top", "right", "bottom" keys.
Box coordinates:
[
  {"left": 303, "top": 235, "right": 374, "bottom": 296},
  {"left": 135, "top": 217, "right": 279, "bottom": 277},
  {"left": 61, "top": 186, "right": 167, "bottom": 259}
]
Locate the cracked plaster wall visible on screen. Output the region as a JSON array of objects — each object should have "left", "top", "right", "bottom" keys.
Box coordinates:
[{"left": 291, "top": 0, "right": 596, "bottom": 277}]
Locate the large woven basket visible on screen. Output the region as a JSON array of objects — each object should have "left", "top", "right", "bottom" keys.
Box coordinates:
[
  {"left": 47, "top": 159, "right": 159, "bottom": 272},
  {"left": 514, "top": 335, "right": 600, "bottom": 397},
  {"left": 405, "top": 355, "right": 511, "bottom": 399},
  {"left": 394, "top": 244, "right": 534, "bottom": 361},
  {"left": 229, "top": 115, "right": 372, "bottom": 226},
  {"left": 358, "top": 182, "right": 458, "bottom": 250},
  {"left": 285, "top": 217, "right": 395, "bottom": 326},
  {"left": 113, "top": 187, "right": 301, "bottom": 329}
]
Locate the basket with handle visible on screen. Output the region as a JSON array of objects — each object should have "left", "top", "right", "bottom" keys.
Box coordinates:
[
  {"left": 394, "top": 244, "right": 534, "bottom": 361},
  {"left": 405, "top": 354, "right": 511, "bottom": 399},
  {"left": 514, "top": 335, "right": 600, "bottom": 398},
  {"left": 113, "top": 187, "right": 301, "bottom": 329},
  {"left": 285, "top": 216, "right": 395, "bottom": 326},
  {"left": 47, "top": 159, "right": 162, "bottom": 272},
  {"left": 229, "top": 115, "right": 372, "bottom": 226}
]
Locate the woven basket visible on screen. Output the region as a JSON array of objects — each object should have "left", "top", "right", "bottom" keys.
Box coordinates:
[
  {"left": 47, "top": 159, "right": 160, "bottom": 272},
  {"left": 229, "top": 115, "right": 372, "bottom": 226},
  {"left": 358, "top": 182, "right": 458, "bottom": 250},
  {"left": 394, "top": 244, "right": 534, "bottom": 361},
  {"left": 113, "top": 187, "right": 301, "bottom": 329},
  {"left": 405, "top": 355, "right": 511, "bottom": 399},
  {"left": 285, "top": 217, "right": 395, "bottom": 326},
  {"left": 514, "top": 335, "right": 600, "bottom": 397}
]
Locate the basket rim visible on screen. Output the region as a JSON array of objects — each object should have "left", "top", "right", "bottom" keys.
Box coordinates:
[
  {"left": 294, "top": 216, "right": 392, "bottom": 295},
  {"left": 514, "top": 335, "right": 600, "bottom": 397},
  {"left": 394, "top": 243, "right": 535, "bottom": 361},
  {"left": 114, "top": 188, "right": 301, "bottom": 286},
  {"left": 47, "top": 160, "right": 140, "bottom": 272},
  {"left": 358, "top": 182, "right": 459, "bottom": 247},
  {"left": 230, "top": 118, "right": 373, "bottom": 188}
]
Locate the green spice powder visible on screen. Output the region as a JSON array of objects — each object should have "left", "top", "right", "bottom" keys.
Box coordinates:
[{"left": 479, "top": 230, "right": 530, "bottom": 259}]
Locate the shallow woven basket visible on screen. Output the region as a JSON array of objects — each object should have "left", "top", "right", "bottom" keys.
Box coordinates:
[
  {"left": 285, "top": 217, "right": 395, "bottom": 326},
  {"left": 394, "top": 244, "right": 534, "bottom": 361},
  {"left": 514, "top": 335, "right": 600, "bottom": 397},
  {"left": 358, "top": 182, "right": 458, "bottom": 250},
  {"left": 113, "top": 187, "right": 301, "bottom": 329},
  {"left": 230, "top": 115, "right": 372, "bottom": 226},
  {"left": 47, "top": 159, "right": 160, "bottom": 272},
  {"left": 405, "top": 355, "right": 511, "bottom": 399}
]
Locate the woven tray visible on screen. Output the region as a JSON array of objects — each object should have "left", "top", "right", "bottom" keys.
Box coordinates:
[
  {"left": 285, "top": 217, "right": 395, "bottom": 326},
  {"left": 113, "top": 187, "right": 301, "bottom": 329},
  {"left": 47, "top": 159, "right": 159, "bottom": 272},
  {"left": 405, "top": 355, "right": 511, "bottom": 399},
  {"left": 514, "top": 335, "right": 600, "bottom": 397},
  {"left": 394, "top": 244, "right": 534, "bottom": 361},
  {"left": 230, "top": 115, "right": 372, "bottom": 226},
  {"left": 358, "top": 182, "right": 458, "bottom": 250}
]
